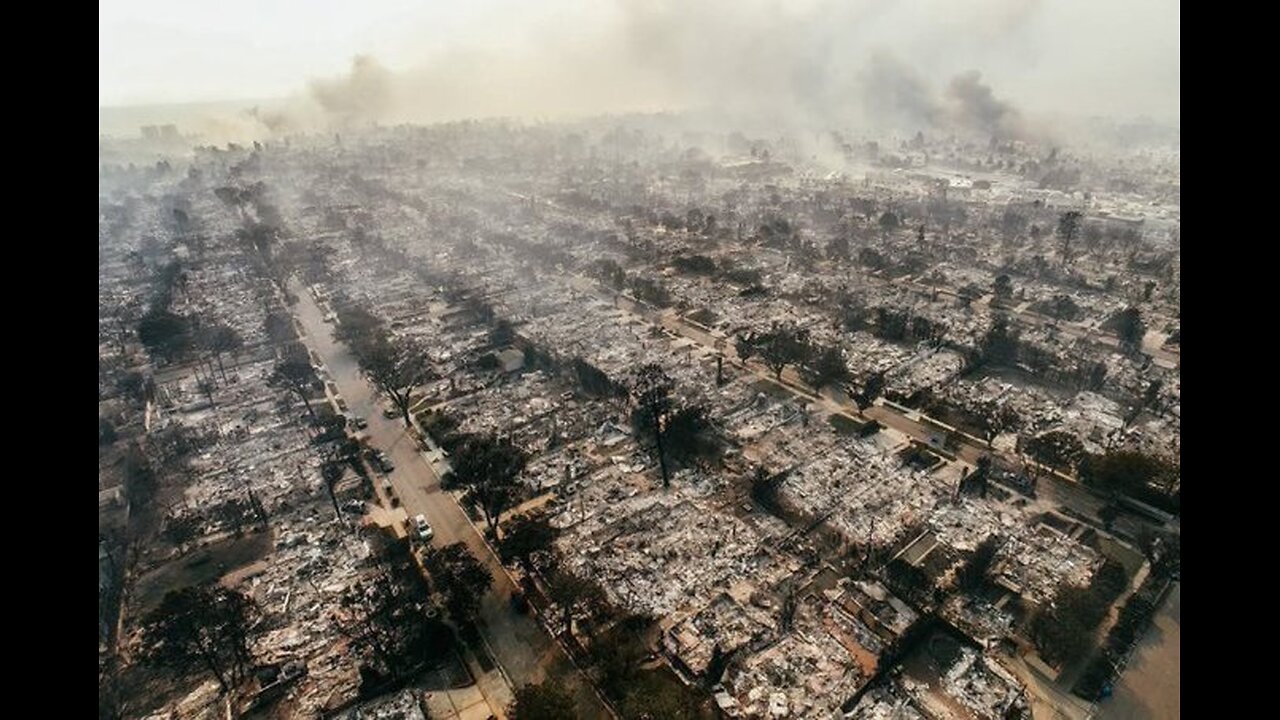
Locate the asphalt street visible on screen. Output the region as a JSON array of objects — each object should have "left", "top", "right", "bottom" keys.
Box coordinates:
[{"left": 291, "top": 283, "right": 610, "bottom": 719}]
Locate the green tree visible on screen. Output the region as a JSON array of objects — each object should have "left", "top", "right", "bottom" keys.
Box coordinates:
[
  {"left": 800, "top": 343, "right": 851, "bottom": 390},
  {"left": 445, "top": 434, "right": 528, "bottom": 536},
  {"left": 99, "top": 662, "right": 124, "bottom": 720},
  {"left": 268, "top": 351, "right": 320, "bottom": 422},
  {"left": 1030, "top": 586, "right": 1097, "bottom": 667},
  {"left": 1078, "top": 450, "right": 1178, "bottom": 499},
  {"left": 137, "top": 309, "right": 191, "bottom": 362},
  {"left": 334, "top": 303, "right": 386, "bottom": 348},
  {"left": 981, "top": 314, "right": 1019, "bottom": 367},
  {"left": 424, "top": 542, "right": 493, "bottom": 626},
  {"left": 357, "top": 336, "right": 436, "bottom": 427},
  {"left": 141, "top": 585, "right": 258, "bottom": 692},
  {"left": 661, "top": 404, "right": 719, "bottom": 464},
  {"left": 752, "top": 327, "right": 810, "bottom": 380},
  {"left": 1023, "top": 431, "right": 1085, "bottom": 473},
  {"left": 1112, "top": 306, "right": 1146, "bottom": 354},
  {"left": 511, "top": 681, "right": 579, "bottom": 720},
  {"left": 335, "top": 565, "right": 448, "bottom": 686},
  {"left": 993, "top": 273, "right": 1013, "bottom": 302},
  {"left": 590, "top": 615, "right": 654, "bottom": 700},
  {"left": 956, "top": 536, "right": 1002, "bottom": 592},
  {"left": 857, "top": 370, "right": 886, "bottom": 407},
  {"left": 622, "top": 673, "right": 705, "bottom": 720},
  {"left": 546, "top": 570, "right": 608, "bottom": 636},
  {"left": 1056, "top": 210, "right": 1082, "bottom": 265},
  {"left": 499, "top": 512, "right": 558, "bottom": 571}
]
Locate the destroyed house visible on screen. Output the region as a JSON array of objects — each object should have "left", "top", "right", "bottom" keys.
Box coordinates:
[{"left": 840, "top": 580, "right": 920, "bottom": 643}]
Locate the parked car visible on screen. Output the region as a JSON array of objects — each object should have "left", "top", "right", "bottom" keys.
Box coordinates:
[
  {"left": 413, "top": 514, "right": 434, "bottom": 542},
  {"left": 347, "top": 415, "right": 368, "bottom": 430},
  {"left": 366, "top": 449, "right": 394, "bottom": 473},
  {"left": 384, "top": 479, "right": 399, "bottom": 508}
]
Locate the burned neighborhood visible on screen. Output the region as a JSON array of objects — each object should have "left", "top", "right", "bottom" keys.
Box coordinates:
[{"left": 100, "top": 3, "right": 1179, "bottom": 719}]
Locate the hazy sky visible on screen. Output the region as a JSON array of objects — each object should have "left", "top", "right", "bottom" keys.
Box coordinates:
[
  {"left": 99, "top": 0, "right": 1178, "bottom": 122},
  {"left": 98, "top": 0, "right": 597, "bottom": 106}
]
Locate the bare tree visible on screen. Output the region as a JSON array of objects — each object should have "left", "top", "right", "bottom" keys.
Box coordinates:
[
  {"left": 630, "top": 363, "right": 674, "bottom": 488},
  {"left": 204, "top": 324, "right": 243, "bottom": 382}
]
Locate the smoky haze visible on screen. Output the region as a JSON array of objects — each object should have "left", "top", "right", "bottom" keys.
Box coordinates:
[{"left": 99, "top": 0, "right": 1178, "bottom": 143}]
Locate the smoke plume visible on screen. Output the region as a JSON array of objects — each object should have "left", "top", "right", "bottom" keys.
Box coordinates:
[
  {"left": 101, "top": 0, "right": 1178, "bottom": 146},
  {"left": 308, "top": 55, "right": 392, "bottom": 128}
]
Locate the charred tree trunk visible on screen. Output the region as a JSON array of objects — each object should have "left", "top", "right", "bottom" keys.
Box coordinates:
[{"left": 654, "top": 418, "right": 670, "bottom": 488}]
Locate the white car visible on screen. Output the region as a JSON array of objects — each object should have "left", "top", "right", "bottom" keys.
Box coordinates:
[{"left": 413, "top": 514, "right": 434, "bottom": 542}]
